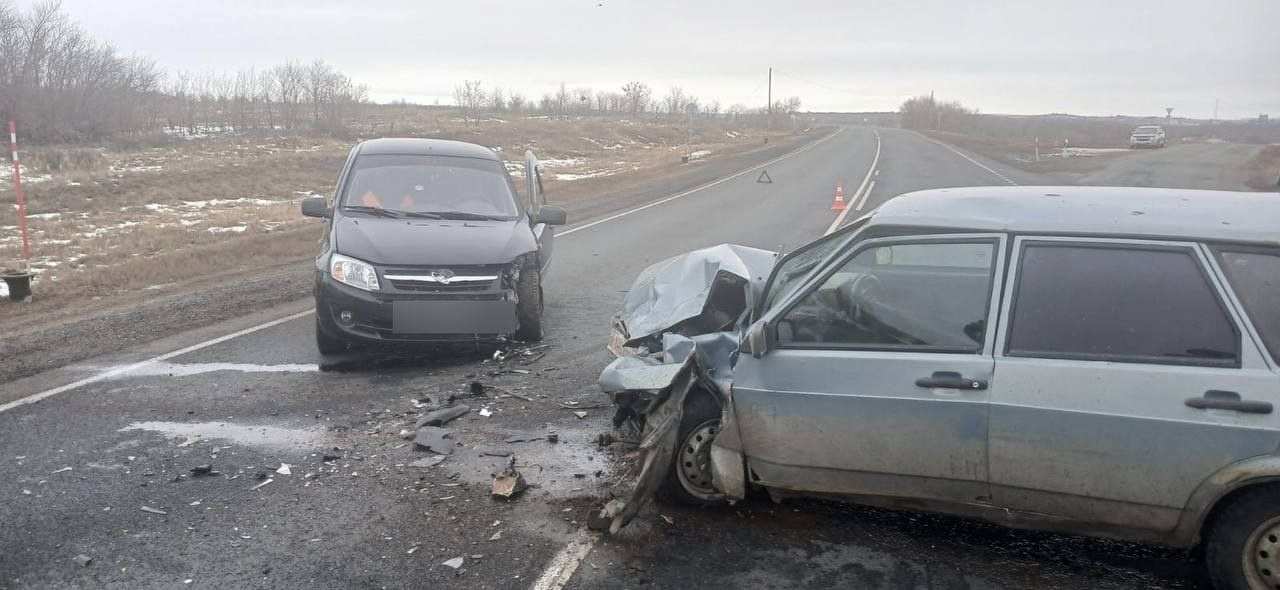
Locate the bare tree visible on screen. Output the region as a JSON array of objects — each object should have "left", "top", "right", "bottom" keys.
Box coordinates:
[
  {"left": 663, "top": 86, "right": 687, "bottom": 115},
  {"left": 452, "top": 79, "right": 485, "bottom": 124},
  {"left": 620, "top": 81, "right": 650, "bottom": 115},
  {"left": 508, "top": 92, "right": 525, "bottom": 113}
]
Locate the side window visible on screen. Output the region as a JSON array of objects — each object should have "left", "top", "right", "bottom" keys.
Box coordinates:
[
  {"left": 1215, "top": 249, "right": 1280, "bottom": 364},
  {"left": 778, "top": 240, "right": 996, "bottom": 351},
  {"left": 1007, "top": 244, "right": 1240, "bottom": 367}
]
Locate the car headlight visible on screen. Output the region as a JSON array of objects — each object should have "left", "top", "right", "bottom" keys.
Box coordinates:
[{"left": 330, "top": 253, "right": 380, "bottom": 291}]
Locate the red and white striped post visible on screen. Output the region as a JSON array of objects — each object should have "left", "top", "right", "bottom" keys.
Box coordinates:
[{"left": 9, "top": 119, "right": 31, "bottom": 264}]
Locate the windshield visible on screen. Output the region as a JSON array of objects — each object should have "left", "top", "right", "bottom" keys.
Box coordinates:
[
  {"left": 341, "top": 154, "right": 518, "bottom": 219},
  {"left": 1134, "top": 126, "right": 1160, "bottom": 133}
]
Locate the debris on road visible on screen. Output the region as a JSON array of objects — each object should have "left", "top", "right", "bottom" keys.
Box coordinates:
[
  {"left": 478, "top": 406, "right": 493, "bottom": 417},
  {"left": 140, "top": 506, "right": 168, "bottom": 515},
  {"left": 408, "top": 456, "right": 447, "bottom": 468},
  {"left": 490, "top": 457, "right": 527, "bottom": 500},
  {"left": 547, "top": 432, "right": 560, "bottom": 444},
  {"left": 469, "top": 381, "right": 486, "bottom": 395},
  {"left": 189, "top": 464, "right": 215, "bottom": 477},
  {"left": 275, "top": 463, "right": 291, "bottom": 476},
  {"left": 442, "top": 556, "right": 464, "bottom": 569},
  {"left": 488, "top": 531, "right": 502, "bottom": 541},
  {"left": 414, "top": 427, "right": 454, "bottom": 455},
  {"left": 416, "top": 405, "right": 470, "bottom": 428},
  {"left": 73, "top": 554, "right": 93, "bottom": 567},
  {"left": 406, "top": 545, "right": 420, "bottom": 555},
  {"left": 51, "top": 466, "right": 72, "bottom": 474},
  {"left": 504, "top": 435, "right": 543, "bottom": 444},
  {"left": 250, "top": 478, "right": 274, "bottom": 491},
  {"left": 573, "top": 411, "right": 588, "bottom": 419},
  {"left": 480, "top": 449, "right": 512, "bottom": 457}
]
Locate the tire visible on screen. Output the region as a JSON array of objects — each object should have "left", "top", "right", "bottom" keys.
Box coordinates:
[
  {"left": 1205, "top": 486, "right": 1280, "bottom": 590},
  {"left": 315, "top": 316, "right": 347, "bottom": 355},
  {"left": 657, "top": 391, "right": 727, "bottom": 507},
  {"left": 513, "top": 267, "right": 543, "bottom": 342}
]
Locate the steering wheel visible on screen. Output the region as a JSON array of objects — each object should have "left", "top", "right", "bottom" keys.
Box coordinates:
[{"left": 846, "top": 273, "right": 885, "bottom": 329}]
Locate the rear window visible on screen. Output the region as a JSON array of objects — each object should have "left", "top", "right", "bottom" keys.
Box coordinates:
[
  {"left": 342, "top": 154, "right": 518, "bottom": 218},
  {"left": 1216, "top": 249, "right": 1280, "bottom": 364},
  {"left": 1007, "top": 243, "right": 1240, "bottom": 367}
]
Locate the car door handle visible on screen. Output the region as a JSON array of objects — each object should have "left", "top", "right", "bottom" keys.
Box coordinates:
[
  {"left": 1185, "top": 390, "right": 1273, "bottom": 414},
  {"left": 915, "top": 371, "right": 987, "bottom": 391}
]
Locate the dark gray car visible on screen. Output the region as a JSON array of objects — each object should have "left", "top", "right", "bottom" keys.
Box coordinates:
[{"left": 300, "top": 138, "right": 566, "bottom": 353}]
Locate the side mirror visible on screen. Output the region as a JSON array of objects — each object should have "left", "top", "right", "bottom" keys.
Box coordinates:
[
  {"left": 744, "top": 320, "right": 770, "bottom": 358},
  {"left": 533, "top": 205, "right": 567, "bottom": 226},
  {"left": 301, "top": 196, "right": 329, "bottom": 218}
]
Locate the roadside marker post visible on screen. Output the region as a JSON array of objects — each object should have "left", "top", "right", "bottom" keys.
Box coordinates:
[{"left": 8, "top": 119, "right": 31, "bottom": 263}]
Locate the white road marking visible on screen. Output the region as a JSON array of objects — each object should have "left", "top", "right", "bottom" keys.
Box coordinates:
[
  {"left": 0, "top": 310, "right": 314, "bottom": 414},
  {"left": 825, "top": 129, "right": 881, "bottom": 235},
  {"left": 855, "top": 180, "right": 877, "bottom": 212},
  {"left": 923, "top": 135, "right": 1018, "bottom": 186},
  {"left": 559, "top": 127, "right": 846, "bottom": 237},
  {"left": 531, "top": 531, "right": 597, "bottom": 590}
]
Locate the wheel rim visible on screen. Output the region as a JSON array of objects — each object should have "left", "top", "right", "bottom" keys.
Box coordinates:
[
  {"left": 1245, "top": 515, "right": 1280, "bottom": 589},
  {"left": 676, "top": 420, "right": 720, "bottom": 499}
]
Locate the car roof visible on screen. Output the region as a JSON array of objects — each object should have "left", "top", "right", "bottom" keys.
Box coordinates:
[
  {"left": 868, "top": 186, "right": 1279, "bottom": 245},
  {"left": 356, "top": 138, "right": 500, "bottom": 160}
]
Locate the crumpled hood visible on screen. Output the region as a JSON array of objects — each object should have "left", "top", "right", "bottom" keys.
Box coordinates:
[{"left": 334, "top": 216, "right": 537, "bottom": 266}]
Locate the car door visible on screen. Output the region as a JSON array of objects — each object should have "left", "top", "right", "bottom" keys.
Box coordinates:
[
  {"left": 524, "top": 151, "right": 554, "bottom": 271},
  {"left": 988, "top": 237, "right": 1280, "bottom": 534},
  {"left": 733, "top": 233, "right": 1006, "bottom": 505}
]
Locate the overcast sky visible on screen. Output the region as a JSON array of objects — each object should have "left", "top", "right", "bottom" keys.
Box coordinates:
[{"left": 23, "top": 0, "right": 1280, "bottom": 118}]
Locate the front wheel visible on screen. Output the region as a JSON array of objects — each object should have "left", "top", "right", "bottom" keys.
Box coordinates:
[
  {"left": 513, "top": 267, "right": 543, "bottom": 342},
  {"left": 657, "top": 392, "right": 727, "bottom": 506},
  {"left": 1205, "top": 487, "right": 1280, "bottom": 590}
]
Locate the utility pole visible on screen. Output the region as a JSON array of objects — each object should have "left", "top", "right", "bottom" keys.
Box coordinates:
[
  {"left": 762, "top": 68, "right": 773, "bottom": 129},
  {"left": 1213, "top": 98, "right": 1219, "bottom": 123}
]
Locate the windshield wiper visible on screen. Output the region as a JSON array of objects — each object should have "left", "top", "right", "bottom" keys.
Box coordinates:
[
  {"left": 342, "top": 205, "right": 403, "bottom": 218},
  {"left": 398, "top": 211, "right": 444, "bottom": 219},
  {"left": 419, "top": 211, "right": 508, "bottom": 221}
]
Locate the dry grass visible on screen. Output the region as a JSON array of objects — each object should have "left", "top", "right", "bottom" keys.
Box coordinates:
[
  {"left": 1244, "top": 145, "right": 1280, "bottom": 191},
  {"left": 0, "top": 107, "right": 797, "bottom": 320}
]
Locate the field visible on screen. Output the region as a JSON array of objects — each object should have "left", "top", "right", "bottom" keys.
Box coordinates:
[{"left": 0, "top": 106, "right": 797, "bottom": 314}]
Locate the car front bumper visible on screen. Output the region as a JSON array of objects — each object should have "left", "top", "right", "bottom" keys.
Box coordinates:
[{"left": 315, "top": 271, "right": 518, "bottom": 344}]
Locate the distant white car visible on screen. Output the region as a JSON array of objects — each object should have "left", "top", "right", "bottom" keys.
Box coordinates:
[{"left": 1130, "top": 125, "right": 1167, "bottom": 148}]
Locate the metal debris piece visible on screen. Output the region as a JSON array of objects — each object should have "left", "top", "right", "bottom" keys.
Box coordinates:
[
  {"left": 189, "top": 465, "right": 214, "bottom": 477},
  {"left": 399, "top": 429, "right": 414, "bottom": 440},
  {"left": 51, "top": 466, "right": 72, "bottom": 474},
  {"left": 478, "top": 406, "right": 493, "bottom": 417},
  {"left": 547, "top": 433, "right": 560, "bottom": 444},
  {"left": 408, "top": 456, "right": 447, "bottom": 468},
  {"left": 140, "top": 506, "right": 168, "bottom": 515},
  {"left": 73, "top": 554, "right": 93, "bottom": 567},
  {"left": 442, "top": 556, "right": 464, "bottom": 569},
  {"left": 573, "top": 411, "right": 588, "bottom": 419},
  {"left": 275, "top": 464, "right": 291, "bottom": 476},
  {"left": 469, "top": 381, "right": 486, "bottom": 395},
  {"left": 488, "top": 531, "right": 502, "bottom": 541},
  {"left": 414, "top": 427, "right": 454, "bottom": 455},
  {"left": 416, "top": 405, "right": 471, "bottom": 428},
  {"left": 490, "top": 457, "right": 527, "bottom": 500},
  {"left": 250, "top": 478, "right": 274, "bottom": 491},
  {"left": 480, "top": 449, "right": 512, "bottom": 457},
  {"left": 503, "top": 435, "right": 543, "bottom": 444}
]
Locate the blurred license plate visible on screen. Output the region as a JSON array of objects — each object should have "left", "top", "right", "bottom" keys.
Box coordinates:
[{"left": 392, "top": 300, "right": 516, "bottom": 334}]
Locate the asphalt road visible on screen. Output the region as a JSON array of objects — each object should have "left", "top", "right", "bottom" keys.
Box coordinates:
[
  {"left": 1073, "top": 142, "right": 1264, "bottom": 191},
  {"left": 0, "top": 127, "right": 1205, "bottom": 590}
]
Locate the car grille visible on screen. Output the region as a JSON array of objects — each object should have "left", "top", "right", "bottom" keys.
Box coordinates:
[{"left": 383, "top": 265, "right": 505, "bottom": 294}]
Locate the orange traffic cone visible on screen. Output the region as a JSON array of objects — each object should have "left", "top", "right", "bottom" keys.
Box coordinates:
[{"left": 831, "top": 181, "right": 847, "bottom": 211}]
